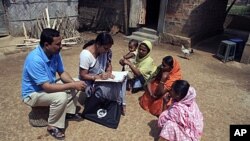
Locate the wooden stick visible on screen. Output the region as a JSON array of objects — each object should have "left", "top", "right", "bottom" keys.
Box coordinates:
[
  {"left": 62, "top": 36, "right": 81, "bottom": 41},
  {"left": 45, "top": 7, "right": 51, "bottom": 28},
  {"left": 57, "top": 17, "right": 63, "bottom": 30},
  {"left": 22, "top": 22, "right": 28, "bottom": 39},
  {"left": 36, "top": 18, "right": 42, "bottom": 31},
  {"left": 52, "top": 19, "right": 57, "bottom": 29},
  {"left": 61, "top": 42, "right": 77, "bottom": 45},
  {"left": 42, "top": 13, "right": 47, "bottom": 28},
  {"left": 24, "top": 38, "right": 40, "bottom": 43},
  {"left": 16, "top": 43, "right": 38, "bottom": 47}
]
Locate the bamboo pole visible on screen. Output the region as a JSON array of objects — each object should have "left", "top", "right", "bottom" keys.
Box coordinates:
[
  {"left": 57, "top": 17, "right": 63, "bottom": 30},
  {"left": 42, "top": 13, "right": 47, "bottom": 28},
  {"left": 45, "top": 7, "right": 51, "bottom": 28},
  {"left": 52, "top": 19, "right": 57, "bottom": 29},
  {"left": 22, "top": 22, "right": 28, "bottom": 39},
  {"left": 36, "top": 18, "right": 42, "bottom": 31}
]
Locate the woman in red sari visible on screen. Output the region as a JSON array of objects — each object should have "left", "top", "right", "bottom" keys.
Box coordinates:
[{"left": 139, "top": 56, "right": 182, "bottom": 116}]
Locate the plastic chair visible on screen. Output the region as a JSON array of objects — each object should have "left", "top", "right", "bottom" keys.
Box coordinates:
[
  {"left": 216, "top": 40, "right": 236, "bottom": 63},
  {"left": 229, "top": 38, "right": 244, "bottom": 61}
]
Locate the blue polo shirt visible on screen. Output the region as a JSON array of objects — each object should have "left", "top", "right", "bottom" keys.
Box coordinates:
[{"left": 21, "top": 45, "right": 64, "bottom": 99}]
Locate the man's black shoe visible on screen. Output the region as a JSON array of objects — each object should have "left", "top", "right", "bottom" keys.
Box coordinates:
[{"left": 66, "top": 113, "right": 83, "bottom": 121}]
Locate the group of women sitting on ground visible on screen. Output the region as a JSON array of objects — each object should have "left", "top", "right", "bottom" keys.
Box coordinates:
[{"left": 78, "top": 32, "right": 203, "bottom": 141}]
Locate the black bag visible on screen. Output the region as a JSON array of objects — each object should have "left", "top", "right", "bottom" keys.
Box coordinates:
[{"left": 81, "top": 93, "right": 122, "bottom": 129}]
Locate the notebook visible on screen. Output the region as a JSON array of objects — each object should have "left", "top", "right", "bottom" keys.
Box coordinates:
[{"left": 95, "top": 71, "right": 128, "bottom": 82}]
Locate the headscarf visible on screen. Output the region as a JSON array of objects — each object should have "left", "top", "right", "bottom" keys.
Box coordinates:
[
  {"left": 136, "top": 40, "right": 152, "bottom": 62},
  {"left": 146, "top": 57, "right": 182, "bottom": 90},
  {"left": 134, "top": 40, "right": 156, "bottom": 80},
  {"left": 165, "top": 58, "right": 182, "bottom": 90},
  {"left": 158, "top": 87, "right": 203, "bottom": 140}
]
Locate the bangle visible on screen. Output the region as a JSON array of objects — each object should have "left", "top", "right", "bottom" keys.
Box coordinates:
[
  {"left": 159, "top": 81, "right": 165, "bottom": 84},
  {"left": 91, "top": 75, "right": 95, "bottom": 81},
  {"left": 151, "top": 94, "right": 156, "bottom": 98}
]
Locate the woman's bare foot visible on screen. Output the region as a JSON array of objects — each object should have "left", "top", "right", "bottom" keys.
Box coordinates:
[{"left": 121, "top": 105, "right": 126, "bottom": 116}]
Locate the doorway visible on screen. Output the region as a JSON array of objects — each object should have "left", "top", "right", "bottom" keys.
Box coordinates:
[{"left": 145, "top": 0, "right": 160, "bottom": 30}]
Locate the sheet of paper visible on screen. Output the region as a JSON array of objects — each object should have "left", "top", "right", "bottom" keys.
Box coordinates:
[{"left": 95, "top": 71, "right": 128, "bottom": 82}]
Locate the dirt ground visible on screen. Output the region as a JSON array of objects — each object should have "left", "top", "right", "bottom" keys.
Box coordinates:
[{"left": 0, "top": 32, "right": 249, "bottom": 141}]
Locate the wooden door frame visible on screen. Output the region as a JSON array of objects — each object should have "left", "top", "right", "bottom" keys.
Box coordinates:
[{"left": 157, "top": 0, "right": 168, "bottom": 34}]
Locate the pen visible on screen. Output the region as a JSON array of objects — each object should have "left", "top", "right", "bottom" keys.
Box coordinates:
[{"left": 100, "top": 68, "right": 105, "bottom": 74}]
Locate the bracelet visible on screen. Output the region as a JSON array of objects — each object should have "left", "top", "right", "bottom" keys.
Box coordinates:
[
  {"left": 151, "top": 94, "right": 156, "bottom": 98},
  {"left": 91, "top": 75, "right": 96, "bottom": 81},
  {"left": 159, "top": 81, "right": 165, "bottom": 84}
]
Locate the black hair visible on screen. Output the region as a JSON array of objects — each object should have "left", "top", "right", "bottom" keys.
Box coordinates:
[
  {"left": 129, "top": 39, "right": 138, "bottom": 47},
  {"left": 40, "top": 28, "right": 60, "bottom": 47},
  {"left": 95, "top": 32, "right": 113, "bottom": 46},
  {"left": 82, "top": 32, "right": 113, "bottom": 49},
  {"left": 82, "top": 40, "right": 96, "bottom": 49},
  {"left": 162, "top": 56, "right": 174, "bottom": 69},
  {"left": 172, "top": 80, "right": 190, "bottom": 101}
]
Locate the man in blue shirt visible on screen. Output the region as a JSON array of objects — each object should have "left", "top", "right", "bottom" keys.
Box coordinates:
[{"left": 22, "top": 28, "right": 86, "bottom": 140}]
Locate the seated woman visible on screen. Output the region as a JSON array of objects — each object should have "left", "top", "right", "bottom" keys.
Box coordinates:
[
  {"left": 119, "top": 40, "right": 156, "bottom": 93},
  {"left": 158, "top": 80, "right": 203, "bottom": 141},
  {"left": 79, "top": 32, "right": 127, "bottom": 115},
  {"left": 139, "top": 56, "right": 182, "bottom": 116}
]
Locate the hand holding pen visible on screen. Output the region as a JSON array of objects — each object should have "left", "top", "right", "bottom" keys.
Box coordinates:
[
  {"left": 98, "top": 69, "right": 114, "bottom": 80},
  {"left": 100, "top": 72, "right": 109, "bottom": 80}
]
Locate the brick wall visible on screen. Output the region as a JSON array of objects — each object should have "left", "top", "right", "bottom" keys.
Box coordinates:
[{"left": 161, "top": 0, "right": 228, "bottom": 47}]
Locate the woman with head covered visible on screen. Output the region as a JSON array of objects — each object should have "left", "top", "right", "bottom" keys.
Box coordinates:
[
  {"left": 158, "top": 80, "right": 203, "bottom": 141},
  {"left": 139, "top": 55, "right": 182, "bottom": 116},
  {"left": 120, "top": 40, "right": 156, "bottom": 93}
]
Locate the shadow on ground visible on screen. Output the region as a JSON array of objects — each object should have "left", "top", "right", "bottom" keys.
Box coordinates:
[
  {"left": 193, "top": 29, "right": 249, "bottom": 62},
  {"left": 148, "top": 120, "right": 161, "bottom": 141}
]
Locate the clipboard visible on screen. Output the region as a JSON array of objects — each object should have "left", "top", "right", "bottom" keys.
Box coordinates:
[{"left": 95, "top": 71, "right": 128, "bottom": 82}]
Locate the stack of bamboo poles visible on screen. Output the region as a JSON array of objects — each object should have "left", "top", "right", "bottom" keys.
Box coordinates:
[{"left": 17, "top": 7, "right": 82, "bottom": 48}]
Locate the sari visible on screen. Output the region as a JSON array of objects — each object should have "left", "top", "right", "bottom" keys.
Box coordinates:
[
  {"left": 79, "top": 49, "right": 126, "bottom": 105},
  {"left": 139, "top": 58, "right": 182, "bottom": 116},
  {"left": 158, "top": 87, "right": 203, "bottom": 141},
  {"left": 132, "top": 40, "right": 156, "bottom": 88}
]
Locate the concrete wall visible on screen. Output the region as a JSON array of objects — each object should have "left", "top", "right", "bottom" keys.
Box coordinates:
[
  {"left": 161, "top": 0, "right": 228, "bottom": 47},
  {"left": 241, "top": 34, "right": 250, "bottom": 64},
  {"left": 4, "top": 0, "right": 78, "bottom": 36}
]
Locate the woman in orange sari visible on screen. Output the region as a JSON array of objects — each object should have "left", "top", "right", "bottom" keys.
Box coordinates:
[{"left": 139, "top": 56, "right": 182, "bottom": 117}]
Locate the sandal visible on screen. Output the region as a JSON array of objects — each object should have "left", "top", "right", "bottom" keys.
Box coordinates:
[{"left": 47, "top": 127, "right": 65, "bottom": 140}]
